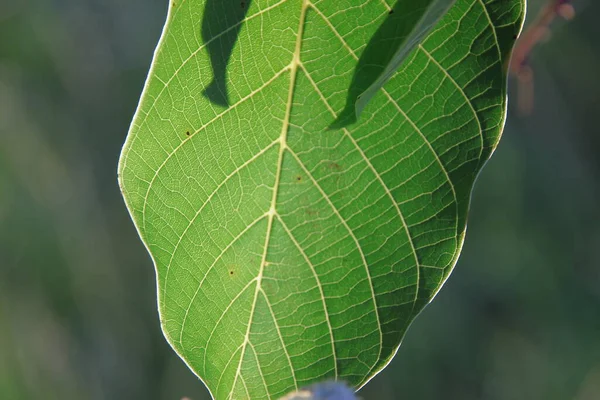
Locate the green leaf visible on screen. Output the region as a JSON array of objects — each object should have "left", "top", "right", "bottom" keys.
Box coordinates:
[
  {"left": 331, "top": 0, "right": 456, "bottom": 128},
  {"left": 118, "top": 0, "right": 524, "bottom": 398}
]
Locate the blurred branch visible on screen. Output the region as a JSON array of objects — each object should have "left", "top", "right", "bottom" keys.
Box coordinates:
[{"left": 509, "top": 0, "right": 576, "bottom": 115}]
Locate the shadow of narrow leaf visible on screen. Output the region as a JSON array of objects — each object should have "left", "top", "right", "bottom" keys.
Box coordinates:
[
  {"left": 201, "top": 0, "right": 253, "bottom": 107},
  {"left": 330, "top": 0, "right": 454, "bottom": 129}
]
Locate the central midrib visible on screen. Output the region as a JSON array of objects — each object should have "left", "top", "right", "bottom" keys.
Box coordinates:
[{"left": 228, "top": 0, "right": 310, "bottom": 397}]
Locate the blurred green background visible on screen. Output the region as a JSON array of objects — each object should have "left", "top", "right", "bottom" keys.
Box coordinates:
[{"left": 1, "top": 0, "right": 599, "bottom": 399}]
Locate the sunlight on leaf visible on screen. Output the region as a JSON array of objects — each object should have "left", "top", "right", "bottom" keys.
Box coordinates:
[{"left": 118, "top": 0, "right": 525, "bottom": 398}]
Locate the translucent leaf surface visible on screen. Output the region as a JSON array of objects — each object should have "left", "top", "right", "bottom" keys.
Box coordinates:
[{"left": 118, "top": 0, "right": 524, "bottom": 398}]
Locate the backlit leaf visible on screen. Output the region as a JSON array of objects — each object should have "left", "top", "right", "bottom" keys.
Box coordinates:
[{"left": 118, "top": 0, "right": 524, "bottom": 398}]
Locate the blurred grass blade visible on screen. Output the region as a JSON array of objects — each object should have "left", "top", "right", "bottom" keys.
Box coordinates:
[
  {"left": 331, "top": 0, "right": 456, "bottom": 128},
  {"left": 118, "top": 0, "right": 524, "bottom": 398}
]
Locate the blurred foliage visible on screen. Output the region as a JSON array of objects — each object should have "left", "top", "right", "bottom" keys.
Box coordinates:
[{"left": 0, "top": 0, "right": 599, "bottom": 399}]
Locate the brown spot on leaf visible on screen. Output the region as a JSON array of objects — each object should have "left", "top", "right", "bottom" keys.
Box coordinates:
[
  {"left": 185, "top": 131, "right": 190, "bottom": 136},
  {"left": 295, "top": 175, "right": 303, "bottom": 182},
  {"left": 328, "top": 162, "right": 342, "bottom": 171},
  {"left": 306, "top": 208, "right": 318, "bottom": 217}
]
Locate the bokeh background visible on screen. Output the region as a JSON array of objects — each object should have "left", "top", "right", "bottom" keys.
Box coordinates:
[{"left": 1, "top": 0, "right": 599, "bottom": 399}]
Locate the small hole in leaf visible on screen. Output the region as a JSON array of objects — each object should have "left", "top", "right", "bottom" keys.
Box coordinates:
[
  {"left": 388, "top": 9, "right": 394, "bottom": 15},
  {"left": 295, "top": 175, "right": 302, "bottom": 182},
  {"left": 229, "top": 270, "right": 234, "bottom": 276},
  {"left": 186, "top": 131, "right": 190, "bottom": 136}
]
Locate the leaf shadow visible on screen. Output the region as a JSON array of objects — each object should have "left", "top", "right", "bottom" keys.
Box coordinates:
[
  {"left": 330, "top": 1, "right": 423, "bottom": 129},
  {"left": 201, "top": 0, "right": 252, "bottom": 107}
]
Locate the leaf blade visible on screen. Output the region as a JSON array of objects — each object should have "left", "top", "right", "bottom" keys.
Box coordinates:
[{"left": 118, "top": 0, "right": 525, "bottom": 398}]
